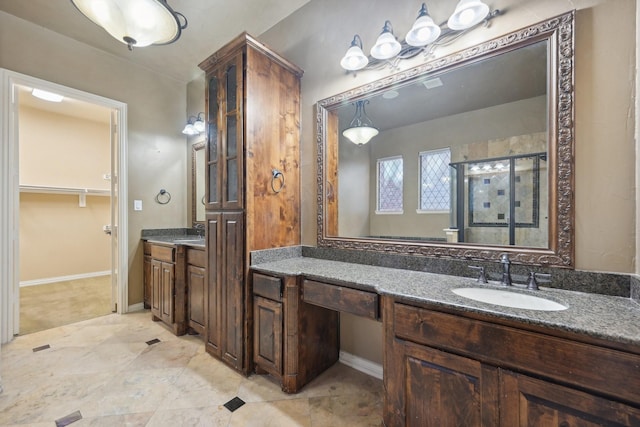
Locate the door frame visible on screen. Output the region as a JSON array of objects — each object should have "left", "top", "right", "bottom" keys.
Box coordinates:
[{"left": 0, "top": 69, "right": 129, "bottom": 343}]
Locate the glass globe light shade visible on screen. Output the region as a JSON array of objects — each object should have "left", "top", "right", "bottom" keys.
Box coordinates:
[
  {"left": 406, "top": 15, "right": 441, "bottom": 46},
  {"left": 447, "top": 0, "right": 490, "bottom": 30}
]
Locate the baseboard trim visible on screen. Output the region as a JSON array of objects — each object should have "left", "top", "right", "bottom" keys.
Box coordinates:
[
  {"left": 20, "top": 270, "right": 111, "bottom": 287},
  {"left": 127, "top": 303, "right": 145, "bottom": 312},
  {"left": 339, "top": 350, "right": 383, "bottom": 380}
]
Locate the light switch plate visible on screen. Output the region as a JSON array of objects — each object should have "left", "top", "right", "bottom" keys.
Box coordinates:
[{"left": 134, "top": 200, "right": 142, "bottom": 211}]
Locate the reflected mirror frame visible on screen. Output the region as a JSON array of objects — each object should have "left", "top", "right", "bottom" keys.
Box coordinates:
[
  {"left": 192, "top": 141, "right": 206, "bottom": 224},
  {"left": 316, "top": 11, "right": 574, "bottom": 268}
]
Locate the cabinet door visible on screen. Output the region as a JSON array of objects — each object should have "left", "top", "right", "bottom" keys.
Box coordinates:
[
  {"left": 221, "top": 54, "right": 244, "bottom": 210},
  {"left": 500, "top": 371, "right": 640, "bottom": 426},
  {"left": 150, "top": 258, "right": 162, "bottom": 318},
  {"left": 221, "top": 211, "right": 245, "bottom": 369},
  {"left": 205, "top": 54, "right": 244, "bottom": 211},
  {"left": 206, "top": 213, "right": 222, "bottom": 357},
  {"left": 143, "top": 255, "right": 151, "bottom": 309},
  {"left": 160, "top": 261, "right": 174, "bottom": 323},
  {"left": 253, "top": 295, "right": 282, "bottom": 377},
  {"left": 386, "top": 341, "right": 499, "bottom": 427},
  {"left": 187, "top": 264, "right": 206, "bottom": 334}
]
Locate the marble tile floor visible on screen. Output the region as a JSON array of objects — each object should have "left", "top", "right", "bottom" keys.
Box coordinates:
[{"left": 0, "top": 310, "right": 383, "bottom": 426}]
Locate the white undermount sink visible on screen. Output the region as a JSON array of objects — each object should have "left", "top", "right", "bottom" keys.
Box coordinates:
[{"left": 452, "top": 287, "right": 568, "bottom": 311}]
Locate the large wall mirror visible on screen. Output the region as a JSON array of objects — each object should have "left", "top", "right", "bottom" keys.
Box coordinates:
[
  {"left": 317, "top": 12, "right": 574, "bottom": 267},
  {"left": 192, "top": 141, "right": 206, "bottom": 224}
]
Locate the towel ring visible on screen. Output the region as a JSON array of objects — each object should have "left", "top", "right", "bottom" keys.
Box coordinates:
[
  {"left": 155, "top": 189, "right": 172, "bottom": 205},
  {"left": 271, "top": 169, "right": 285, "bottom": 193}
]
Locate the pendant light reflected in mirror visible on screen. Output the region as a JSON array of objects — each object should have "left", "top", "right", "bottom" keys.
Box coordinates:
[{"left": 342, "top": 100, "right": 379, "bottom": 145}]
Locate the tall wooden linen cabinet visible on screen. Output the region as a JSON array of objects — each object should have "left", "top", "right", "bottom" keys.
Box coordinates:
[{"left": 199, "top": 33, "right": 302, "bottom": 374}]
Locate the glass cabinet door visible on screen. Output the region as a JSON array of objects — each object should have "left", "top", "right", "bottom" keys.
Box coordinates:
[
  {"left": 222, "top": 54, "right": 244, "bottom": 209},
  {"left": 205, "top": 52, "right": 244, "bottom": 211},
  {"left": 206, "top": 74, "right": 221, "bottom": 209}
]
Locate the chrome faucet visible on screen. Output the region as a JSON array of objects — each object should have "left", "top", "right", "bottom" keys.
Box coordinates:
[
  {"left": 193, "top": 223, "right": 205, "bottom": 238},
  {"left": 500, "top": 253, "right": 512, "bottom": 286}
]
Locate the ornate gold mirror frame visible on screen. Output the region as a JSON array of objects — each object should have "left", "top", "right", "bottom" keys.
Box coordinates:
[{"left": 316, "top": 12, "right": 574, "bottom": 267}]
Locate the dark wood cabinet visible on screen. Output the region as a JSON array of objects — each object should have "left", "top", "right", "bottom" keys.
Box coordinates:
[
  {"left": 254, "top": 295, "right": 283, "bottom": 377},
  {"left": 398, "top": 343, "right": 498, "bottom": 426},
  {"left": 200, "top": 33, "right": 302, "bottom": 374},
  {"left": 383, "top": 296, "right": 640, "bottom": 427},
  {"left": 143, "top": 242, "right": 151, "bottom": 309},
  {"left": 206, "top": 211, "right": 245, "bottom": 369},
  {"left": 252, "top": 273, "right": 339, "bottom": 393},
  {"left": 206, "top": 214, "right": 222, "bottom": 357},
  {"left": 186, "top": 247, "right": 206, "bottom": 336},
  {"left": 501, "top": 370, "right": 640, "bottom": 426},
  {"left": 147, "top": 243, "right": 187, "bottom": 335}
]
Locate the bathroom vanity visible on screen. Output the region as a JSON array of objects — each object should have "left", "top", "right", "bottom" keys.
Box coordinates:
[
  {"left": 250, "top": 255, "right": 640, "bottom": 426},
  {"left": 142, "top": 234, "right": 206, "bottom": 336}
]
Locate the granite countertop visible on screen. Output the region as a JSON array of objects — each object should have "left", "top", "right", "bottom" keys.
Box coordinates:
[
  {"left": 251, "top": 257, "right": 640, "bottom": 349},
  {"left": 142, "top": 235, "right": 206, "bottom": 248}
]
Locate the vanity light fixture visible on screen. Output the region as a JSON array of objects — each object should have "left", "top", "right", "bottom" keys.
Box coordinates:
[
  {"left": 182, "top": 112, "right": 204, "bottom": 136},
  {"left": 192, "top": 112, "right": 205, "bottom": 133},
  {"left": 340, "top": 1, "right": 499, "bottom": 72},
  {"left": 70, "top": 0, "right": 188, "bottom": 51},
  {"left": 342, "top": 100, "right": 379, "bottom": 145}
]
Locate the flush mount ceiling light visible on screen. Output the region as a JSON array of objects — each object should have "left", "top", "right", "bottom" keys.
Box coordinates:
[
  {"left": 31, "top": 88, "right": 64, "bottom": 103},
  {"left": 340, "top": 1, "right": 499, "bottom": 73},
  {"left": 182, "top": 112, "right": 205, "bottom": 136},
  {"left": 70, "top": 0, "right": 188, "bottom": 51},
  {"left": 342, "top": 100, "right": 379, "bottom": 145}
]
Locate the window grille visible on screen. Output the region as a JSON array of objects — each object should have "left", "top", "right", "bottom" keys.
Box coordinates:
[
  {"left": 419, "top": 148, "right": 451, "bottom": 212},
  {"left": 377, "top": 156, "right": 403, "bottom": 212}
]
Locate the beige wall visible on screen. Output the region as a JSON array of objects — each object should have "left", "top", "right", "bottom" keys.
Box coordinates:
[
  {"left": 1, "top": 11, "right": 189, "bottom": 305},
  {"left": 256, "top": 0, "right": 636, "bottom": 364},
  {"left": 20, "top": 193, "right": 110, "bottom": 281},
  {"left": 19, "top": 106, "right": 111, "bottom": 189}
]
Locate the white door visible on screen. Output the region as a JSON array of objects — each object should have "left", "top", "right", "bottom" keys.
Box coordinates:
[
  {"left": 110, "top": 110, "right": 119, "bottom": 312},
  {"left": 0, "top": 70, "right": 129, "bottom": 342}
]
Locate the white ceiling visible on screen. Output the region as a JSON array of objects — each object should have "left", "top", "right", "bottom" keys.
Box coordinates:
[{"left": 0, "top": 0, "right": 311, "bottom": 83}]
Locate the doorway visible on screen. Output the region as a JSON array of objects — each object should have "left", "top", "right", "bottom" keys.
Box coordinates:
[{"left": 0, "top": 70, "right": 129, "bottom": 343}]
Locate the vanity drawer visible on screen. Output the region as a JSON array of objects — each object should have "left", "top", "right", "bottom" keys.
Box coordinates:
[
  {"left": 143, "top": 242, "right": 152, "bottom": 256},
  {"left": 150, "top": 244, "right": 175, "bottom": 262},
  {"left": 302, "top": 279, "right": 379, "bottom": 320},
  {"left": 187, "top": 248, "right": 206, "bottom": 268},
  {"left": 253, "top": 273, "right": 282, "bottom": 302}
]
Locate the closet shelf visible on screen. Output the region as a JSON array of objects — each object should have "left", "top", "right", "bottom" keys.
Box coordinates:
[
  {"left": 19, "top": 185, "right": 110, "bottom": 196},
  {"left": 19, "top": 185, "right": 110, "bottom": 207}
]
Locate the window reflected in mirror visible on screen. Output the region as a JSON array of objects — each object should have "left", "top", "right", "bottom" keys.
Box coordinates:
[{"left": 334, "top": 40, "right": 548, "bottom": 247}]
